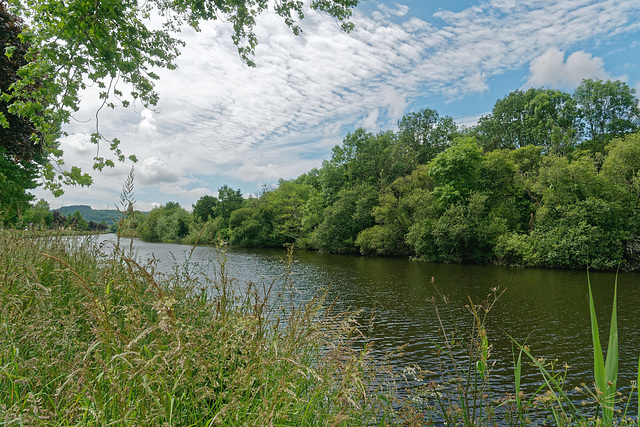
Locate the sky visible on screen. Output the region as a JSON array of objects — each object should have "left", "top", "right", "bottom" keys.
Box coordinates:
[{"left": 35, "top": 0, "right": 640, "bottom": 212}]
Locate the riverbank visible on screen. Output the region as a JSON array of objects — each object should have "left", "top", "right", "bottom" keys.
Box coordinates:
[
  {"left": 0, "top": 232, "right": 394, "bottom": 425},
  {"left": 1, "top": 232, "right": 639, "bottom": 425}
]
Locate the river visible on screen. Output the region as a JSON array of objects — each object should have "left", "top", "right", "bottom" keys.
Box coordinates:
[{"left": 97, "top": 234, "right": 640, "bottom": 415}]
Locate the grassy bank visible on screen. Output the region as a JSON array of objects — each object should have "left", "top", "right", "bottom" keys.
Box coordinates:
[
  {"left": 1, "top": 231, "right": 639, "bottom": 425},
  {"left": 0, "top": 232, "right": 394, "bottom": 425}
]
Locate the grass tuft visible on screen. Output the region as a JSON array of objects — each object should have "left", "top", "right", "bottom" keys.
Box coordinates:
[{"left": 0, "top": 232, "right": 394, "bottom": 425}]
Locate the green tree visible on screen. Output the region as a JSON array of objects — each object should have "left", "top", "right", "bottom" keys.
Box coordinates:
[
  {"left": 139, "top": 202, "right": 190, "bottom": 242},
  {"left": 312, "top": 184, "right": 378, "bottom": 254},
  {"left": 261, "top": 180, "right": 317, "bottom": 246},
  {"left": 192, "top": 195, "right": 219, "bottom": 223},
  {"left": 601, "top": 132, "right": 640, "bottom": 209},
  {"left": 0, "top": 149, "right": 38, "bottom": 225},
  {"left": 356, "top": 165, "right": 434, "bottom": 256},
  {"left": 574, "top": 79, "right": 640, "bottom": 152},
  {"left": 475, "top": 88, "right": 579, "bottom": 153},
  {"left": 3, "top": 0, "right": 362, "bottom": 193},
  {"left": 395, "top": 107, "right": 457, "bottom": 170},
  {"left": 25, "top": 198, "right": 53, "bottom": 228},
  {"left": 214, "top": 185, "right": 243, "bottom": 221},
  {"left": 322, "top": 129, "right": 397, "bottom": 193},
  {"left": 0, "top": 2, "right": 45, "bottom": 225},
  {"left": 429, "top": 136, "right": 483, "bottom": 204},
  {"left": 68, "top": 210, "right": 88, "bottom": 231},
  {"left": 228, "top": 206, "right": 268, "bottom": 247},
  {"left": 0, "top": 1, "right": 41, "bottom": 162}
]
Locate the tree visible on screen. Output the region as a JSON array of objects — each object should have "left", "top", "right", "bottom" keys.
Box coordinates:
[
  {"left": 139, "top": 202, "right": 190, "bottom": 242},
  {"left": 25, "top": 198, "right": 53, "bottom": 228},
  {"left": 1, "top": 0, "right": 363, "bottom": 195},
  {"left": 601, "top": 132, "right": 640, "bottom": 209},
  {"left": 356, "top": 165, "right": 434, "bottom": 256},
  {"left": 192, "top": 195, "right": 219, "bottom": 223},
  {"left": 0, "top": 149, "right": 38, "bottom": 225},
  {"left": 429, "top": 136, "right": 483, "bottom": 204},
  {"left": 396, "top": 108, "right": 457, "bottom": 170},
  {"left": 475, "top": 88, "right": 579, "bottom": 153},
  {"left": 0, "top": 1, "right": 40, "bottom": 162},
  {"left": 312, "top": 184, "right": 378, "bottom": 254},
  {"left": 261, "top": 179, "right": 317, "bottom": 246},
  {"left": 322, "top": 129, "right": 397, "bottom": 192},
  {"left": 68, "top": 210, "right": 88, "bottom": 231},
  {"left": 573, "top": 79, "right": 640, "bottom": 152},
  {"left": 214, "top": 185, "right": 243, "bottom": 221},
  {"left": 0, "top": 2, "right": 44, "bottom": 224}
]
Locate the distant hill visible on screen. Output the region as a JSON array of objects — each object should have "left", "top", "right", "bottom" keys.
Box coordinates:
[{"left": 55, "top": 205, "right": 120, "bottom": 226}]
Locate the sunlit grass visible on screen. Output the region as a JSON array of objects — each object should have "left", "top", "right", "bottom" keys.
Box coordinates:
[
  {"left": 2, "top": 229, "right": 639, "bottom": 426},
  {"left": 0, "top": 231, "right": 394, "bottom": 425}
]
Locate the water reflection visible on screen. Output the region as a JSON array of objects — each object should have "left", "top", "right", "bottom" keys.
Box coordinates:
[{"left": 96, "top": 235, "right": 640, "bottom": 409}]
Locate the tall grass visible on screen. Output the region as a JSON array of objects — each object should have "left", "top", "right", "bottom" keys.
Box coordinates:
[
  {"left": 2, "top": 229, "right": 639, "bottom": 426},
  {"left": 397, "top": 278, "right": 640, "bottom": 426},
  {"left": 0, "top": 232, "right": 395, "bottom": 425}
]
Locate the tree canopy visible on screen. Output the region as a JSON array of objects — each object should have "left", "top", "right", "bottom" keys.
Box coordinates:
[{"left": 0, "top": 0, "right": 362, "bottom": 196}]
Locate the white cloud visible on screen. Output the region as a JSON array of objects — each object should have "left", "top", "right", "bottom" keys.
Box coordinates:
[
  {"left": 139, "top": 109, "right": 158, "bottom": 137},
  {"left": 38, "top": 0, "right": 640, "bottom": 210},
  {"left": 235, "top": 161, "right": 284, "bottom": 182},
  {"left": 138, "top": 157, "right": 180, "bottom": 185},
  {"left": 61, "top": 133, "right": 93, "bottom": 156},
  {"left": 525, "top": 47, "right": 610, "bottom": 89},
  {"left": 159, "top": 185, "right": 211, "bottom": 204},
  {"left": 358, "top": 109, "right": 380, "bottom": 130}
]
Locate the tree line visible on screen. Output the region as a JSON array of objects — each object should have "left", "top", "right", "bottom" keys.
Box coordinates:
[{"left": 115, "top": 79, "right": 640, "bottom": 271}]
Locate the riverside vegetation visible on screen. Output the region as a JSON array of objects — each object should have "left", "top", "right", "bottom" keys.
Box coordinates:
[
  {"left": 1, "top": 231, "right": 639, "bottom": 425},
  {"left": 46, "top": 80, "right": 640, "bottom": 272},
  {"left": 5, "top": 80, "right": 640, "bottom": 271},
  {"left": 0, "top": 232, "right": 396, "bottom": 425}
]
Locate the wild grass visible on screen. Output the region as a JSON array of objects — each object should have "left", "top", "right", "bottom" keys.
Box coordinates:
[
  {"left": 0, "top": 231, "right": 395, "bottom": 426},
  {"left": 396, "top": 279, "right": 640, "bottom": 427},
  {"left": 1, "top": 227, "right": 639, "bottom": 426}
]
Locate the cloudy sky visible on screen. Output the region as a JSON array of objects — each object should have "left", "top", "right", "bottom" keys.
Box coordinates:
[{"left": 36, "top": 0, "right": 640, "bottom": 211}]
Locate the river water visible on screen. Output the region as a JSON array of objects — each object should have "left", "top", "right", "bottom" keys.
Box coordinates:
[{"left": 97, "top": 235, "right": 640, "bottom": 414}]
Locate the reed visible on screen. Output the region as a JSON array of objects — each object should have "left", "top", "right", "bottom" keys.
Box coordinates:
[{"left": 587, "top": 273, "right": 618, "bottom": 424}]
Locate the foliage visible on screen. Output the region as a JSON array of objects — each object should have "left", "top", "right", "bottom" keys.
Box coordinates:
[
  {"left": 191, "top": 194, "right": 219, "bottom": 223},
  {"left": 574, "top": 79, "right": 640, "bottom": 152},
  {"left": 476, "top": 88, "right": 579, "bottom": 154},
  {"left": 587, "top": 274, "right": 618, "bottom": 425},
  {"left": 1, "top": 0, "right": 362, "bottom": 197},
  {"left": 312, "top": 183, "right": 378, "bottom": 254},
  {"left": 395, "top": 107, "right": 457, "bottom": 171},
  {"left": 139, "top": 202, "right": 190, "bottom": 242},
  {"left": 0, "top": 147, "right": 38, "bottom": 225},
  {"left": 98, "top": 86, "right": 640, "bottom": 271},
  {"left": 54, "top": 204, "right": 119, "bottom": 226},
  {"left": 0, "top": 1, "right": 41, "bottom": 162}
]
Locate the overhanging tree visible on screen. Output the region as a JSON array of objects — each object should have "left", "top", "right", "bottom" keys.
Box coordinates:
[
  {"left": 1, "top": 0, "right": 362, "bottom": 196},
  {"left": 0, "top": 2, "right": 41, "bottom": 223}
]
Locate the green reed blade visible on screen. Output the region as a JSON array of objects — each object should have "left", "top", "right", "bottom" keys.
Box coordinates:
[
  {"left": 513, "top": 346, "right": 523, "bottom": 418},
  {"left": 587, "top": 275, "right": 605, "bottom": 396},
  {"left": 588, "top": 273, "right": 618, "bottom": 424},
  {"left": 603, "top": 277, "right": 618, "bottom": 408}
]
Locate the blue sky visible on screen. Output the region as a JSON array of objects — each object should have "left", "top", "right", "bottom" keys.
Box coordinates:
[{"left": 37, "top": 0, "right": 640, "bottom": 211}]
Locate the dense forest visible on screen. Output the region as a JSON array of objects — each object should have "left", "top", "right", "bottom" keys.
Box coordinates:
[{"left": 11, "top": 79, "right": 640, "bottom": 271}]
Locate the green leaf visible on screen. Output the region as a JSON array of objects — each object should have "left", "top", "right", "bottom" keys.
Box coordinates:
[{"left": 588, "top": 273, "right": 618, "bottom": 424}]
